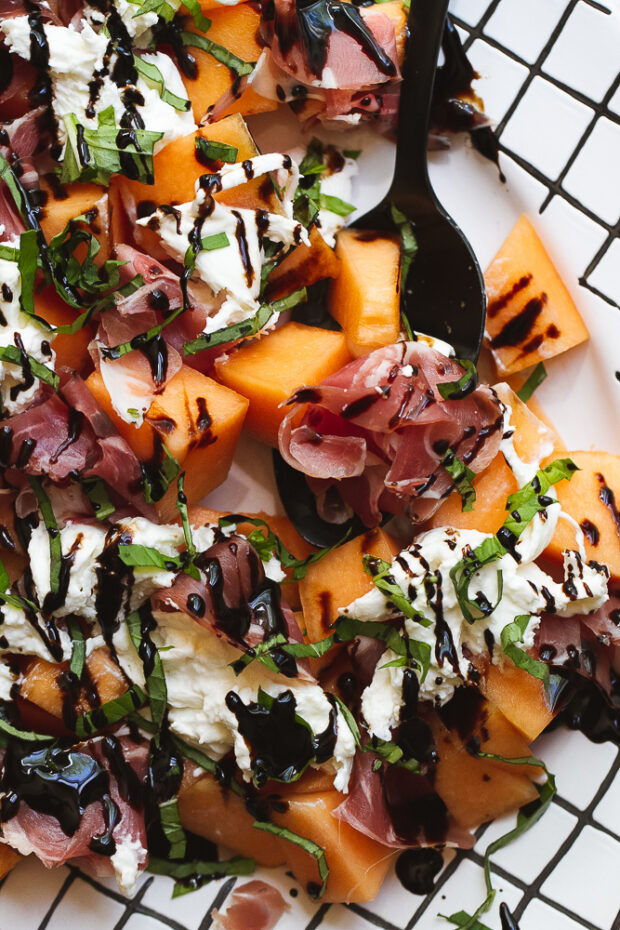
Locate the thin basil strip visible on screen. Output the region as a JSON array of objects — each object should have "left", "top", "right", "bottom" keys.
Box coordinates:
[
  {"left": 159, "top": 796, "right": 187, "bottom": 860},
  {"left": 441, "top": 448, "right": 476, "bottom": 512},
  {"left": 441, "top": 911, "right": 491, "bottom": 930},
  {"left": 501, "top": 615, "right": 549, "bottom": 683},
  {"left": 319, "top": 193, "right": 355, "bottom": 217},
  {"left": 0, "top": 346, "right": 59, "bottom": 391},
  {"left": 142, "top": 442, "right": 181, "bottom": 504},
  {"left": 100, "top": 304, "right": 185, "bottom": 361},
  {"left": 195, "top": 137, "right": 238, "bottom": 164},
  {"left": 126, "top": 608, "right": 167, "bottom": 731},
  {"left": 176, "top": 472, "right": 196, "bottom": 562},
  {"left": 362, "top": 555, "right": 432, "bottom": 626},
  {"left": 0, "top": 244, "right": 19, "bottom": 261},
  {"left": 184, "top": 289, "right": 307, "bottom": 355},
  {"left": 74, "top": 685, "right": 148, "bottom": 740},
  {"left": 229, "top": 632, "right": 336, "bottom": 676},
  {"left": 118, "top": 543, "right": 182, "bottom": 571},
  {"left": 253, "top": 821, "right": 329, "bottom": 897},
  {"left": 517, "top": 362, "right": 547, "bottom": 403},
  {"left": 133, "top": 55, "right": 191, "bottom": 111},
  {"left": 390, "top": 203, "right": 417, "bottom": 290},
  {"left": 67, "top": 617, "right": 86, "bottom": 680},
  {"left": 437, "top": 359, "right": 478, "bottom": 400},
  {"left": 17, "top": 229, "right": 38, "bottom": 315},
  {"left": 0, "top": 704, "right": 55, "bottom": 744},
  {"left": 82, "top": 478, "right": 116, "bottom": 522},
  {"left": 181, "top": 30, "right": 254, "bottom": 77},
  {"left": 61, "top": 110, "right": 163, "bottom": 186},
  {"left": 147, "top": 855, "right": 255, "bottom": 880},
  {"left": 28, "top": 477, "right": 62, "bottom": 597}
]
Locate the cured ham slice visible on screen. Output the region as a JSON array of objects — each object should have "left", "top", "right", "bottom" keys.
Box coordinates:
[
  {"left": 278, "top": 342, "right": 504, "bottom": 526},
  {"left": 212, "top": 880, "right": 289, "bottom": 930}
]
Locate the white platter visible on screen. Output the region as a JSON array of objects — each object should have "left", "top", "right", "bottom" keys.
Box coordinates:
[{"left": 1, "top": 0, "right": 619, "bottom": 928}]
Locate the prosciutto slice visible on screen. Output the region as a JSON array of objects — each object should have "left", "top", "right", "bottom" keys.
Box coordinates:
[
  {"left": 278, "top": 342, "right": 503, "bottom": 527},
  {"left": 0, "top": 736, "right": 148, "bottom": 884},
  {"left": 212, "top": 881, "right": 289, "bottom": 930}
]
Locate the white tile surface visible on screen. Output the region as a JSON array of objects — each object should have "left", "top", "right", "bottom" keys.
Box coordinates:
[
  {"left": 124, "top": 916, "right": 168, "bottom": 930},
  {"left": 543, "top": 2, "right": 620, "bottom": 101},
  {"left": 410, "top": 859, "right": 522, "bottom": 930},
  {"left": 541, "top": 825, "right": 620, "bottom": 928},
  {"left": 594, "top": 767, "right": 620, "bottom": 838},
  {"left": 533, "top": 729, "right": 618, "bottom": 810},
  {"left": 501, "top": 77, "right": 593, "bottom": 179},
  {"left": 563, "top": 118, "right": 620, "bottom": 225},
  {"left": 609, "top": 83, "right": 620, "bottom": 117},
  {"left": 138, "top": 874, "right": 224, "bottom": 930},
  {"left": 468, "top": 40, "right": 530, "bottom": 123},
  {"left": 520, "top": 898, "right": 588, "bottom": 930},
  {"left": 474, "top": 802, "right": 577, "bottom": 883},
  {"left": 484, "top": 0, "right": 571, "bottom": 64},
  {"left": 361, "top": 852, "right": 455, "bottom": 926},
  {"left": 533, "top": 195, "right": 608, "bottom": 283},
  {"left": 449, "top": 0, "right": 492, "bottom": 27},
  {"left": 588, "top": 237, "right": 620, "bottom": 307},
  {"left": 43, "top": 876, "right": 125, "bottom": 930},
  {"left": 0, "top": 859, "right": 71, "bottom": 930}
]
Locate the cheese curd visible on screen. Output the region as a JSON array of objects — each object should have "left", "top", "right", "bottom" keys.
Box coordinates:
[{"left": 0, "top": 258, "right": 56, "bottom": 415}]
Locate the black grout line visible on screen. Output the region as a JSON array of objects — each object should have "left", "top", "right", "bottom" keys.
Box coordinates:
[
  {"left": 111, "top": 878, "right": 155, "bottom": 930},
  {"left": 304, "top": 903, "right": 332, "bottom": 929},
  {"left": 196, "top": 877, "right": 238, "bottom": 930},
  {"left": 347, "top": 902, "right": 401, "bottom": 930},
  {"left": 37, "top": 872, "right": 77, "bottom": 930}
]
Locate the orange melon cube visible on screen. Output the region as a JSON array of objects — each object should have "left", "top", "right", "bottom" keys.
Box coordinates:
[
  {"left": 86, "top": 365, "right": 248, "bottom": 522},
  {"left": 480, "top": 662, "right": 554, "bottom": 742},
  {"left": 431, "top": 699, "right": 540, "bottom": 829},
  {"left": 21, "top": 648, "right": 128, "bottom": 721},
  {"left": 34, "top": 286, "right": 94, "bottom": 376},
  {"left": 214, "top": 322, "right": 352, "bottom": 446},
  {"left": 544, "top": 450, "right": 620, "bottom": 581},
  {"left": 484, "top": 215, "right": 589, "bottom": 375},
  {"left": 181, "top": 5, "right": 277, "bottom": 123},
  {"left": 0, "top": 846, "right": 20, "bottom": 880},
  {"left": 298, "top": 527, "right": 401, "bottom": 646},
  {"left": 116, "top": 114, "right": 274, "bottom": 212},
  {"left": 265, "top": 227, "right": 341, "bottom": 301},
  {"left": 328, "top": 229, "right": 401, "bottom": 357},
  {"left": 39, "top": 178, "right": 110, "bottom": 264},
  {"left": 427, "top": 383, "right": 562, "bottom": 535}
]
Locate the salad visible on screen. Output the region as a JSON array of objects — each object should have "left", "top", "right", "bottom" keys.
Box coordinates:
[{"left": 0, "top": 0, "right": 617, "bottom": 928}]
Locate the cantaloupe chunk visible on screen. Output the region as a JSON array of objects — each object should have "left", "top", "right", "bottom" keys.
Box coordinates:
[
  {"left": 116, "top": 114, "right": 275, "bottom": 213},
  {"left": 33, "top": 285, "right": 94, "bottom": 376},
  {"left": 480, "top": 662, "right": 554, "bottom": 742},
  {"left": 21, "top": 648, "right": 128, "bottom": 721},
  {"left": 265, "top": 228, "right": 341, "bottom": 301},
  {"left": 272, "top": 790, "right": 395, "bottom": 903},
  {"left": 328, "top": 229, "right": 401, "bottom": 357},
  {"left": 299, "top": 528, "right": 401, "bottom": 647},
  {"left": 484, "top": 215, "right": 589, "bottom": 375},
  {"left": 543, "top": 450, "right": 620, "bottom": 581},
  {"left": 181, "top": 5, "right": 277, "bottom": 123},
  {"left": 426, "top": 383, "right": 562, "bottom": 535},
  {"left": 0, "top": 846, "right": 20, "bottom": 880},
  {"left": 86, "top": 365, "right": 249, "bottom": 522},
  {"left": 38, "top": 178, "right": 110, "bottom": 264},
  {"left": 430, "top": 698, "right": 540, "bottom": 829},
  {"left": 214, "top": 322, "right": 352, "bottom": 446}
]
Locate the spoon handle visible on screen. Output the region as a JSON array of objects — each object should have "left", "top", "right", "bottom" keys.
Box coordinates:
[{"left": 390, "top": 0, "right": 451, "bottom": 202}]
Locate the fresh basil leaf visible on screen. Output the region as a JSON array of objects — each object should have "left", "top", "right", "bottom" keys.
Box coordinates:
[
  {"left": 440, "top": 911, "right": 491, "bottom": 930},
  {"left": 148, "top": 854, "right": 255, "bottom": 881},
  {"left": 407, "top": 639, "right": 432, "bottom": 683},
  {"left": 45, "top": 212, "right": 127, "bottom": 299},
  {"left": 319, "top": 193, "right": 355, "bottom": 217},
  {"left": 126, "top": 607, "right": 167, "bottom": 731},
  {"left": 437, "top": 359, "right": 478, "bottom": 400},
  {"left": 501, "top": 458, "right": 577, "bottom": 545},
  {"left": 28, "top": 477, "right": 62, "bottom": 597},
  {"left": 449, "top": 539, "right": 505, "bottom": 625},
  {"left": 184, "top": 289, "right": 307, "bottom": 355},
  {"left": 370, "top": 736, "right": 420, "bottom": 772},
  {"left": 74, "top": 685, "right": 148, "bottom": 739},
  {"left": 501, "top": 615, "right": 549, "bottom": 683},
  {"left": 0, "top": 244, "right": 19, "bottom": 261},
  {"left": 118, "top": 543, "right": 182, "bottom": 571},
  {"left": 230, "top": 632, "right": 337, "bottom": 676},
  {"left": 195, "top": 137, "right": 238, "bottom": 164},
  {"left": 252, "top": 821, "right": 329, "bottom": 897},
  {"left": 17, "top": 229, "right": 38, "bottom": 316},
  {"left": 0, "top": 346, "right": 59, "bottom": 392},
  {"left": 401, "top": 311, "right": 414, "bottom": 340},
  {"left": 343, "top": 149, "right": 361, "bottom": 159},
  {"left": 390, "top": 203, "right": 417, "bottom": 291},
  {"left": 441, "top": 448, "right": 476, "bottom": 512},
  {"left": 0, "top": 557, "right": 9, "bottom": 594},
  {"left": 335, "top": 614, "right": 407, "bottom": 654},
  {"left": 0, "top": 702, "right": 55, "bottom": 744},
  {"left": 175, "top": 472, "right": 196, "bottom": 561},
  {"left": 181, "top": 30, "right": 254, "bottom": 77},
  {"left": 362, "top": 555, "right": 432, "bottom": 626},
  {"left": 293, "top": 177, "right": 321, "bottom": 228},
  {"left": 142, "top": 442, "right": 181, "bottom": 504},
  {"left": 298, "top": 138, "right": 327, "bottom": 176},
  {"left": 201, "top": 232, "right": 230, "bottom": 252},
  {"left": 159, "top": 796, "right": 187, "bottom": 860},
  {"left": 61, "top": 111, "right": 163, "bottom": 186},
  {"left": 133, "top": 55, "right": 191, "bottom": 111},
  {"left": 67, "top": 617, "right": 86, "bottom": 680},
  {"left": 82, "top": 478, "right": 116, "bottom": 522},
  {"left": 516, "top": 362, "right": 547, "bottom": 403}
]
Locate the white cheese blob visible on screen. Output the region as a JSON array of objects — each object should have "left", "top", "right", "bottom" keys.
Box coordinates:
[
  {"left": 138, "top": 153, "right": 308, "bottom": 333},
  {"left": 0, "top": 257, "right": 56, "bottom": 415},
  {"left": 0, "top": 660, "right": 16, "bottom": 700},
  {"left": 110, "top": 836, "right": 148, "bottom": 897},
  {"left": 0, "top": 17, "right": 195, "bottom": 150},
  {"left": 0, "top": 601, "right": 73, "bottom": 661}
]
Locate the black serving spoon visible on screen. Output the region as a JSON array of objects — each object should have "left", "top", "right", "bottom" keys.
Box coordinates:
[{"left": 273, "top": 0, "right": 487, "bottom": 548}]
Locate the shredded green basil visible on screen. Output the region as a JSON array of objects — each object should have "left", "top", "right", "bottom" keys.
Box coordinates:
[
  {"left": 67, "top": 617, "right": 86, "bottom": 680},
  {"left": 148, "top": 855, "right": 256, "bottom": 896},
  {"left": 82, "top": 478, "right": 116, "bottom": 522},
  {"left": 181, "top": 30, "right": 254, "bottom": 77},
  {"left": 61, "top": 108, "right": 163, "bottom": 186},
  {"left": 501, "top": 615, "right": 549, "bottom": 683},
  {"left": 118, "top": 543, "right": 182, "bottom": 571},
  {"left": 441, "top": 448, "right": 476, "bottom": 512},
  {"left": 142, "top": 442, "right": 181, "bottom": 504},
  {"left": 362, "top": 555, "right": 432, "bottom": 626},
  {"left": 442, "top": 911, "right": 491, "bottom": 930},
  {"left": 252, "top": 821, "right": 329, "bottom": 897},
  {"left": 133, "top": 55, "right": 191, "bottom": 111},
  {"left": 101, "top": 304, "right": 185, "bottom": 362},
  {"left": 516, "top": 362, "right": 547, "bottom": 403},
  {"left": 0, "top": 346, "right": 59, "bottom": 392},
  {"left": 334, "top": 616, "right": 431, "bottom": 683},
  {"left": 230, "top": 632, "right": 336, "bottom": 676},
  {"left": 195, "top": 137, "right": 238, "bottom": 164},
  {"left": 28, "top": 477, "right": 62, "bottom": 598},
  {"left": 17, "top": 229, "right": 38, "bottom": 315},
  {"left": 176, "top": 472, "right": 196, "bottom": 560},
  {"left": 126, "top": 608, "right": 167, "bottom": 731},
  {"left": 74, "top": 685, "right": 148, "bottom": 740},
  {"left": 319, "top": 193, "right": 355, "bottom": 217},
  {"left": 0, "top": 703, "right": 55, "bottom": 745},
  {"left": 390, "top": 203, "right": 417, "bottom": 291},
  {"left": 437, "top": 359, "right": 478, "bottom": 400},
  {"left": 159, "top": 796, "right": 187, "bottom": 860}
]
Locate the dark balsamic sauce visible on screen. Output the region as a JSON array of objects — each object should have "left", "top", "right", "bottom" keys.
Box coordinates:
[
  {"left": 490, "top": 295, "right": 547, "bottom": 349},
  {"left": 395, "top": 847, "right": 443, "bottom": 895},
  {"left": 487, "top": 275, "right": 533, "bottom": 319},
  {"left": 596, "top": 473, "right": 620, "bottom": 537},
  {"left": 580, "top": 519, "right": 600, "bottom": 546},
  {"left": 500, "top": 903, "right": 521, "bottom": 930}
]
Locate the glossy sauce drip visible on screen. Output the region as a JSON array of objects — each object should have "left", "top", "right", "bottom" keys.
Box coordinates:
[
  {"left": 274, "top": 0, "right": 397, "bottom": 80},
  {"left": 196, "top": 539, "right": 263, "bottom": 644},
  {"left": 490, "top": 295, "right": 547, "bottom": 349},
  {"left": 9, "top": 333, "right": 35, "bottom": 401},
  {"left": 135, "top": 602, "right": 158, "bottom": 677},
  {"left": 232, "top": 210, "right": 254, "bottom": 288},
  {"left": 426, "top": 570, "right": 459, "bottom": 674},
  {"left": 49, "top": 409, "right": 84, "bottom": 465},
  {"left": 500, "top": 903, "right": 521, "bottom": 930},
  {"left": 152, "top": 18, "right": 198, "bottom": 80},
  {"left": 596, "top": 472, "right": 620, "bottom": 536},
  {"left": 341, "top": 391, "right": 385, "bottom": 419},
  {"left": 396, "top": 668, "right": 436, "bottom": 765},
  {"left": 580, "top": 519, "right": 600, "bottom": 546},
  {"left": 16, "top": 438, "right": 36, "bottom": 469},
  {"left": 395, "top": 847, "right": 443, "bottom": 895},
  {"left": 487, "top": 274, "right": 533, "bottom": 318},
  {"left": 25, "top": 1, "right": 60, "bottom": 158},
  {"left": 95, "top": 530, "right": 132, "bottom": 645},
  {"left": 225, "top": 689, "right": 315, "bottom": 786},
  {"left": 0, "top": 744, "right": 110, "bottom": 838}
]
